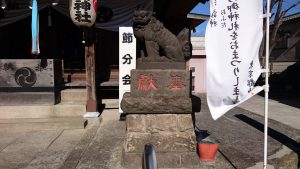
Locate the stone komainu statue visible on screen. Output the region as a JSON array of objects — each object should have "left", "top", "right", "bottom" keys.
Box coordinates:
[{"left": 133, "top": 9, "right": 192, "bottom": 62}]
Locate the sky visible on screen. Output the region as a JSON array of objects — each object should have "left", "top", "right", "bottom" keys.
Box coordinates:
[{"left": 191, "top": 0, "right": 300, "bottom": 36}]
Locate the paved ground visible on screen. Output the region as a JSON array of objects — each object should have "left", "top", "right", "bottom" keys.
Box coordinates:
[
  {"left": 238, "top": 94, "right": 300, "bottom": 130},
  {"left": 0, "top": 109, "right": 123, "bottom": 169},
  {"left": 0, "top": 94, "right": 299, "bottom": 169},
  {"left": 195, "top": 94, "right": 300, "bottom": 169}
]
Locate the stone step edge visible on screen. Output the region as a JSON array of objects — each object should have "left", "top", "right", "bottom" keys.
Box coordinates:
[
  {"left": 0, "top": 118, "right": 88, "bottom": 131},
  {"left": 0, "top": 117, "right": 87, "bottom": 123},
  {"left": 0, "top": 103, "right": 86, "bottom": 119}
]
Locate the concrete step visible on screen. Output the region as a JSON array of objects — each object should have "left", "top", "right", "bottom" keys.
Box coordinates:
[
  {"left": 61, "top": 89, "right": 86, "bottom": 102},
  {"left": 0, "top": 101, "right": 86, "bottom": 119},
  {"left": 102, "top": 99, "right": 119, "bottom": 109},
  {"left": 109, "top": 72, "right": 119, "bottom": 80},
  {"left": 53, "top": 101, "right": 86, "bottom": 117},
  {"left": 0, "top": 92, "right": 60, "bottom": 106},
  {"left": 60, "top": 89, "right": 119, "bottom": 109},
  {"left": 64, "top": 73, "right": 87, "bottom": 83},
  {"left": 0, "top": 105, "right": 53, "bottom": 119},
  {"left": 0, "top": 117, "right": 88, "bottom": 131},
  {"left": 64, "top": 80, "right": 86, "bottom": 87}
]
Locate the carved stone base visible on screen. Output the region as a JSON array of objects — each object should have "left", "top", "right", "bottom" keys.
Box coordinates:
[
  {"left": 121, "top": 67, "right": 197, "bottom": 168},
  {"left": 122, "top": 114, "right": 200, "bottom": 168},
  {"left": 130, "top": 69, "right": 190, "bottom": 97},
  {"left": 121, "top": 92, "right": 192, "bottom": 114}
]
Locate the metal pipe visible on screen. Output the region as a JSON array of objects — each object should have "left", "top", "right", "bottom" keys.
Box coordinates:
[
  {"left": 264, "top": 0, "right": 271, "bottom": 168},
  {"left": 143, "top": 144, "right": 158, "bottom": 169}
]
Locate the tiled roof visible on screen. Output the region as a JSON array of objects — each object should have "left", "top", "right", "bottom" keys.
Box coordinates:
[
  {"left": 187, "top": 13, "right": 210, "bottom": 20},
  {"left": 282, "top": 12, "right": 300, "bottom": 22},
  {"left": 264, "top": 12, "right": 300, "bottom": 25}
]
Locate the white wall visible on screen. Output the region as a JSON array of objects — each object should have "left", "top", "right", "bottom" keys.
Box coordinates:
[
  {"left": 189, "top": 36, "right": 207, "bottom": 93},
  {"left": 189, "top": 58, "right": 206, "bottom": 93},
  {"left": 191, "top": 37, "right": 206, "bottom": 56}
]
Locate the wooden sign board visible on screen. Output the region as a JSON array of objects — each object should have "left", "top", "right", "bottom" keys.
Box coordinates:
[
  {"left": 119, "top": 27, "right": 136, "bottom": 113},
  {"left": 0, "top": 59, "right": 63, "bottom": 92}
]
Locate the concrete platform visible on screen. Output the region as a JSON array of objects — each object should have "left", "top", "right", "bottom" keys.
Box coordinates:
[
  {"left": 61, "top": 88, "right": 119, "bottom": 109},
  {"left": 0, "top": 101, "right": 86, "bottom": 119},
  {"left": 0, "top": 108, "right": 235, "bottom": 169},
  {"left": 0, "top": 92, "right": 60, "bottom": 106},
  {"left": 0, "top": 117, "right": 88, "bottom": 131},
  {"left": 0, "top": 89, "right": 88, "bottom": 133},
  {"left": 195, "top": 94, "right": 300, "bottom": 169},
  {"left": 0, "top": 93, "right": 298, "bottom": 169},
  {"left": 238, "top": 95, "right": 300, "bottom": 130}
]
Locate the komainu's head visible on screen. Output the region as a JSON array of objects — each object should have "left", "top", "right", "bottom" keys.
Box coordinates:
[{"left": 133, "top": 7, "right": 153, "bottom": 26}]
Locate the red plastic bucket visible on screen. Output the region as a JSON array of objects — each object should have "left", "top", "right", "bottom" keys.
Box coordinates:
[{"left": 197, "top": 143, "right": 219, "bottom": 161}]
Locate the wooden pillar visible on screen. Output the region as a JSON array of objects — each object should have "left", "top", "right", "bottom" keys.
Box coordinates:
[{"left": 85, "top": 44, "right": 98, "bottom": 113}]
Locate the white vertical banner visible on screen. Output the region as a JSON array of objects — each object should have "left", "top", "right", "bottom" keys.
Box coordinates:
[
  {"left": 205, "top": 0, "right": 264, "bottom": 120},
  {"left": 119, "top": 27, "right": 136, "bottom": 113}
]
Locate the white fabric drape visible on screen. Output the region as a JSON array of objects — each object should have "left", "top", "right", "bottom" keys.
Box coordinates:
[{"left": 205, "top": 0, "right": 263, "bottom": 120}]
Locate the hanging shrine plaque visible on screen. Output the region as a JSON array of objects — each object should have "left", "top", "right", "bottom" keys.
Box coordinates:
[{"left": 70, "top": 0, "right": 97, "bottom": 27}]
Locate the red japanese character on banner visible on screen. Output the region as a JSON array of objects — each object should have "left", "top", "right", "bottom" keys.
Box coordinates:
[
  {"left": 137, "top": 74, "right": 148, "bottom": 91},
  {"left": 147, "top": 75, "right": 158, "bottom": 90},
  {"left": 137, "top": 74, "right": 158, "bottom": 91},
  {"left": 168, "top": 75, "right": 185, "bottom": 91}
]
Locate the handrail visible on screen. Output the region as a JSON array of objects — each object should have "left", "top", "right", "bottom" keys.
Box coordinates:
[{"left": 142, "top": 144, "right": 158, "bottom": 169}]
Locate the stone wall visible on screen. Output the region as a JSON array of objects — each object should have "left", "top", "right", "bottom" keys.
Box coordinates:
[{"left": 122, "top": 114, "right": 200, "bottom": 168}]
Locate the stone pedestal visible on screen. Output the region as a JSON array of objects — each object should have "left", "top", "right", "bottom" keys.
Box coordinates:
[
  {"left": 121, "top": 69, "right": 200, "bottom": 168},
  {"left": 121, "top": 92, "right": 192, "bottom": 114},
  {"left": 122, "top": 114, "right": 200, "bottom": 168}
]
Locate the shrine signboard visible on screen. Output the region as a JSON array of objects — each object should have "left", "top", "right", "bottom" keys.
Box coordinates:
[
  {"left": 0, "top": 59, "right": 63, "bottom": 89},
  {"left": 119, "top": 27, "right": 136, "bottom": 113},
  {"left": 0, "top": 59, "right": 63, "bottom": 105}
]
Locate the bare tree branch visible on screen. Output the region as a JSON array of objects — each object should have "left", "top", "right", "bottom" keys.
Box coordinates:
[
  {"left": 270, "top": 0, "right": 279, "bottom": 11},
  {"left": 260, "top": 0, "right": 300, "bottom": 67},
  {"left": 270, "top": 0, "right": 283, "bottom": 46},
  {"left": 269, "top": 0, "right": 300, "bottom": 56},
  {"left": 281, "top": 1, "right": 300, "bottom": 16},
  {"left": 274, "top": 0, "right": 283, "bottom": 20}
]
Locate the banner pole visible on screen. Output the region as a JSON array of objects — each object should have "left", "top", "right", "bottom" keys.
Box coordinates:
[{"left": 264, "top": 0, "right": 271, "bottom": 168}]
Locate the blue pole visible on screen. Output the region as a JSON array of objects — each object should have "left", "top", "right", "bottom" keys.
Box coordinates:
[{"left": 31, "top": 0, "right": 39, "bottom": 55}]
